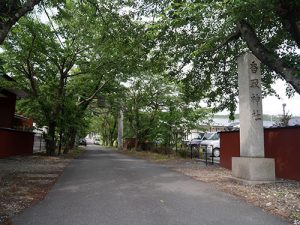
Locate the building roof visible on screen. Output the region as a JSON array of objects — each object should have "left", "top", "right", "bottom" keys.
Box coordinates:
[{"left": 0, "top": 74, "right": 28, "bottom": 98}]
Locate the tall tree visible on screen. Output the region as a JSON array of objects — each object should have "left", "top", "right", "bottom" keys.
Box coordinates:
[
  {"left": 1, "top": 0, "right": 152, "bottom": 154},
  {"left": 2, "top": 18, "right": 90, "bottom": 154},
  {"left": 142, "top": 0, "right": 300, "bottom": 116}
]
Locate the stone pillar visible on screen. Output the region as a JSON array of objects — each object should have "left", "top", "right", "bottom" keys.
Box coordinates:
[
  {"left": 118, "top": 110, "right": 123, "bottom": 150},
  {"left": 232, "top": 53, "right": 275, "bottom": 184},
  {"left": 238, "top": 53, "right": 264, "bottom": 157}
]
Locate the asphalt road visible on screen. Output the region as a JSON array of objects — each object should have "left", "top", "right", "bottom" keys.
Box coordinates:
[{"left": 13, "top": 145, "right": 289, "bottom": 225}]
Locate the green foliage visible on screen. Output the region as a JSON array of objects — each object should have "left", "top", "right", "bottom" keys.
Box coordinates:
[
  {"left": 1, "top": 0, "right": 262, "bottom": 154},
  {"left": 140, "top": 0, "right": 300, "bottom": 115},
  {"left": 1, "top": 0, "right": 153, "bottom": 154},
  {"left": 89, "top": 109, "right": 119, "bottom": 146},
  {"left": 0, "top": 59, "right": 6, "bottom": 76},
  {"left": 87, "top": 72, "right": 211, "bottom": 149}
]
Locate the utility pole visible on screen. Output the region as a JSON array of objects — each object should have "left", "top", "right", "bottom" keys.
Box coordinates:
[
  {"left": 282, "top": 103, "right": 286, "bottom": 117},
  {"left": 118, "top": 110, "right": 123, "bottom": 150}
]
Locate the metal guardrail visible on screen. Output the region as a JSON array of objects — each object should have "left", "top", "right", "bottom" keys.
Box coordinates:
[
  {"left": 33, "top": 131, "right": 46, "bottom": 153},
  {"left": 190, "top": 144, "right": 216, "bottom": 166}
]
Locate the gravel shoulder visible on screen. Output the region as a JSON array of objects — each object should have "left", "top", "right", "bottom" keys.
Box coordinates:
[
  {"left": 0, "top": 149, "right": 84, "bottom": 225},
  {"left": 122, "top": 150, "right": 300, "bottom": 225}
]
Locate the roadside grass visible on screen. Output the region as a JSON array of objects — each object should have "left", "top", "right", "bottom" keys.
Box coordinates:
[
  {"left": 123, "top": 149, "right": 178, "bottom": 162},
  {"left": 122, "top": 147, "right": 209, "bottom": 163},
  {"left": 63, "top": 146, "right": 86, "bottom": 158},
  {"left": 33, "top": 146, "right": 86, "bottom": 158}
]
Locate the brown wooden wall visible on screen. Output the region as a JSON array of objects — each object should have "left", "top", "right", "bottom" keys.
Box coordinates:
[
  {"left": 0, "top": 90, "right": 16, "bottom": 128},
  {"left": 0, "top": 128, "right": 34, "bottom": 158},
  {"left": 220, "top": 126, "right": 300, "bottom": 181},
  {"left": 13, "top": 116, "right": 33, "bottom": 130},
  {"left": 220, "top": 131, "right": 240, "bottom": 170}
]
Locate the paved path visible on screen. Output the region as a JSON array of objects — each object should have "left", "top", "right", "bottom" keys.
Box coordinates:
[{"left": 13, "top": 145, "right": 289, "bottom": 225}]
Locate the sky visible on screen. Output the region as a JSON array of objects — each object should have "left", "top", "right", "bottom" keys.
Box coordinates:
[
  {"left": 218, "top": 79, "right": 300, "bottom": 117},
  {"left": 262, "top": 79, "right": 300, "bottom": 116}
]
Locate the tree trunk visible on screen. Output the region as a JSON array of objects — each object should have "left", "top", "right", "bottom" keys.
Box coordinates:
[
  {"left": 118, "top": 110, "right": 124, "bottom": 150},
  {"left": 63, "top": 128, "right": 77, "bottom": 154},
  {"left": 108, "top": 117, "right": 117, "bottom": 147},
  {"left": 46, "top": 120, "right": 56, "bottom": 156},
  {"left": 58, "top": 129, "right": 63, "bottom": 155},
  {"left": 110, "top": 139, "right": 115, "bottom": 147},
  {"left": 0, "top": 0, "right": 42, "bottom": 44},
  {"left": 134, "top": 136, "right": 139, "bottom": 150}
]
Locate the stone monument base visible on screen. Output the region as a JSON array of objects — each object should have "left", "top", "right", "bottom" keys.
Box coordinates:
[{"left": 232, "top": 157, "right": 275, "bottom": 185}]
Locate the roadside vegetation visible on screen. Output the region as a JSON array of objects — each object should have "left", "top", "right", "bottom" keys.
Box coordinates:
[{"left": 123, "top": 149, "right": 177, "bottom": 162}]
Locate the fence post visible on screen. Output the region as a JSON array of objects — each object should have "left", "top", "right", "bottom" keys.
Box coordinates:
[{"left": 39, "top": 133, "right": 42, "bottom": 152}]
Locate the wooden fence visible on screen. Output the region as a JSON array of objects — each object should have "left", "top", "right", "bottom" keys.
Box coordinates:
[{"left": 220, "top": 126, "right": 300, "bottom": 181}]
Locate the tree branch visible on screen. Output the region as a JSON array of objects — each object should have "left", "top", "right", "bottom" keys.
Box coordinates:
[
  {"left": 26, "top": 33, "right": 38, "bottom": 96},
  {"left": 215, "top": 29, "right": 241, "bottom": 52},
  {"left": 276, "top": 2, "right": 300, "bottom": 48},
  {"left": 67, "top": 71, "right": 88, "bottom": 78},
  {"left": 85, "top": 0, "right": 110, "bottom": 29},
  {"left": 197, "top": 29, "right": 241, "bottom": 54},
  {"left": 237, "top": 19, "right": 300, "bottom": 94},
  {"left": 77, "top": 80, "right": 107, "bottom": 106},
  {"left": 0, "top": 0, "right": 42, "bottom": 44},
  {"left": 42, "top": 4, "right": 64, "bottom": 47}
]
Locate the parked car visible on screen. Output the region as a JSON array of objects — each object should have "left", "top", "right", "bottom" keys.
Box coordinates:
[
  {"left": 188, "top": 132, "right": 218, "bottom": 147},
  {"left": 94, "top": 138, "right": 100, "bottom": 145},
  {"left": 200, "top": 133, "right": 220, "bottom": 157},
  {"left": 79, "top": 138, "right": 87, "bottom": 146},
  {"left": 188, "top": 137, "right": 203, "bottom": 147}
]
